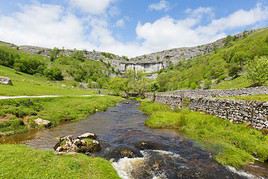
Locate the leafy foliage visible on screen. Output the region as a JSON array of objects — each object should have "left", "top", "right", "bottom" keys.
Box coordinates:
[
  {"left": 246, "top": 56, "right": 268, "bottom": 86},
  {"left": 44, "top": 67, "right": 64, "bottom": 81},
  {"left": 157, "top": 29, "right": 268, "bottom": 91},
  {"left": 108, "top": 70, "right": 151, "bottom": 97}
]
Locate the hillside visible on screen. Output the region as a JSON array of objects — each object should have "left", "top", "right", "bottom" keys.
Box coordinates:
[
  {"left": 0, "top": 41, "right": 115, "bottom": 95},
  {"left": 156, "top": 28, "right": 268, "bottom": 91}
]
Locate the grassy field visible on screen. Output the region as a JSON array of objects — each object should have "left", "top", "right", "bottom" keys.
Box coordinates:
[
  {"left": 0, "top": 96, "right": 122, "bottom": 136},
  {"left": 0, "top": 65, "right": 95, "bottom": 96},
  {"left": 0, "top": 144, "right": 119, "bottom": 179},
  {"left": 221, "top": 94, "right": 268, "bottom": 101},
  {"left": 140, "top": 101, "right": 268, "bottom": 168}
]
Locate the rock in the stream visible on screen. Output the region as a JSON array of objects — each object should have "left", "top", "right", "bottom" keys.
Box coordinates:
[
  {"left": 34, "top": 118, "right": 52, "bottom": 128},
  {"left": 77, "top": 132, "right": 97, "bottom": 140},
  {"left": 0, "top": 76, "right": 12, "bottom": 85},
  {"left": 54, "top": 133, "right": 101, "bottom": 154},
  {"left": 108, "top": 145, "right": 143, "bottom": 160}
]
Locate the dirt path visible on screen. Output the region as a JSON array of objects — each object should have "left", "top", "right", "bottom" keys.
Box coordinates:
[{"left": 0, "top": 95, "right": 103, "bottom": 100}]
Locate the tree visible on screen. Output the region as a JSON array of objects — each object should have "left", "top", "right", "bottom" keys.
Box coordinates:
[
  {"left": 247, "top": 56, "right": 268, "bottom": 86},
  {"left": 151, "top": 82, "right": 160, "bottom": 102},
  {"left": 14, "top": 56, "right": 46, "bottom": 75},
  {"left": 44, "top": 67, "right": 63, "bottom": 81},
  {"left": 71, "top": 50, "right": 86, "bottom": 62},
  {"left": 108, "top": 77, "right": 128, "bottom": 96},
  {"left": 49, "top": 48, "right": 60, "bottom": 62}
]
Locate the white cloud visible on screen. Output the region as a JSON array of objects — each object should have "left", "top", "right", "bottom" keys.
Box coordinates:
[
  {"left": 197, "top": 3, "right": 268, "bottom": 35},
  {"left": 70, "top": 0, "right": 114, "bottom": 15},
  {"left": 186, "top": 7, "right": 214, "bottom": 19},
  {"left": 0, "top": 2, "right": 267, "bottom": 57},
  {"left": 0, "top": 3, "right": 92, "bottom": 49},
  {"left": 149, "top": 0, "right": 170, "bottom": 11},
  {"left": 115, "top": 18, "right": 125, "bottom": 28},
  {"left": 136, "top": 4, "right": 268, "bottom": 53}
]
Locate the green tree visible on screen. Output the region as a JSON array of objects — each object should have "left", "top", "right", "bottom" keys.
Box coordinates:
[
  {"left": 49, "top": 48, "right": 60, "bottom": 62},
  {"left": 247, "top": 56, "right": 268, "bottom": 86},
  {"left": 14, "top": 56, "right": 46, "bottom": 75},
  {"left": 44, "top": 67, "right": 63, "bottom": 81},
  {"left": 108, "top": 77, "right": 128, "bottom": 96},
  {"left": 71, "top": 50, "right": 86, "bottom": 62},
  {"left": 151, "top": 82, "right": 160, "bottom": 102}
]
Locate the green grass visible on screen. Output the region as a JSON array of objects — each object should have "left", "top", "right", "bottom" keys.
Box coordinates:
[
  {"left": 0, "top": 65, "right": 95, "bottom": 96},
  {"left": 0, "top": 96, "right": 122, "bottom": 136},
  {"left": 212, "top": 76, "right": 252, "bottom": 89},
  {"left": 140, "top": 101, "right": 268, "bottom": 168},
  {"left": 222, "top": 94, "right": 268, "bottom": 101},
  {"left": 0, "top": 144, "right": 119, "bottom": 179}
]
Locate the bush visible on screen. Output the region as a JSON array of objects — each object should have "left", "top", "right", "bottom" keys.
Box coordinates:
[
  {"left": 247, "top": 56, "right": 268, "bottom": 86},
  {"left": 71, "top": 50, "right": 86, "bottom": 62},
  {"left": 44, "top": 67, "right": 63, "bottom": 81},
  {"left": 14, "top": 56, "right": 46, "bottom": 75},
  {"left": 0, "top": 48, "right": 19, "bottom": 67},
  {"left": 49, "top": 47, "right": 60, "bottom": 62}
]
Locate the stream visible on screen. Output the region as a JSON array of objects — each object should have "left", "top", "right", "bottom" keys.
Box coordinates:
[{"left": 1, "top": 100, "right": 267, "bottom": 179}]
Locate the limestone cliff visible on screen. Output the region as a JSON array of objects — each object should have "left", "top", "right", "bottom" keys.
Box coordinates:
[{"left": 4, "top": 29, "right": 255, "bottom": 74}]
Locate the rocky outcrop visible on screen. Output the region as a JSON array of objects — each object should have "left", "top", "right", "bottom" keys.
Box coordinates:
[
  {"left": 6, "top": 29, "right": 256, "bottom": 74},
  {"left": 0, "top": 77, "right": 12, "bottom": 85},
  {"left": 145, "top": 87, "right": 268, "bottom": 130},
  {"left": 54, "top": 133, "right": 101, "bottom": 154}
]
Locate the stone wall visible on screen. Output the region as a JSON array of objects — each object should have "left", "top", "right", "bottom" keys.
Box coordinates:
[
  {"left": 189, "top": 98, "right": 268, "bottom": 129},
  {"left": 145, "top": 87, "right": 268, "bottom": 129},
  {"left": 169, "top": 86, "right": 268, "bottom": 98}
]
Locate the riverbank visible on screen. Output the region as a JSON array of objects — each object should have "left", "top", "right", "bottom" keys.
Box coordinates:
[
  {"left": 0, "top": 96, "right": 122, "bottom": 136},
  {"left": 140, "top": 101, "right": 268, "bottom": 168},
  {"left": 0, "top": 144, "right": 119, "bottom": 179}
]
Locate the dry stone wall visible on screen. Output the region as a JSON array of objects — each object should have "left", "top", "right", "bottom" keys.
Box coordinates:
[{"left": 145, "top": 87, "right": 268, "bottom": 129}]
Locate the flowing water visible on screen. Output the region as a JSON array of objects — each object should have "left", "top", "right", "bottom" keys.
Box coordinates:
[{"left": 1, "top": 101, "right": 267, "bottom": 179}]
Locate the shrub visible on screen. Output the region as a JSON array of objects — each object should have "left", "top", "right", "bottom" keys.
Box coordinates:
[
  {"left": 44, "top": 67, "right": 64, "bottom": 81},
  {"left": 0, "top": 48, "right": 19, "bottom": 67},
  {"left": 14, "top": 56, "right": 46, "bottom": 75},
  {"left": 247, "top": 56, "right": 268, "bottom": 86}
]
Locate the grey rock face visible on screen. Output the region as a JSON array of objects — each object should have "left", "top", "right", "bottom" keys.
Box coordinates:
[{"left": 0, "top": 77, "right": 12, "bottom": 85}]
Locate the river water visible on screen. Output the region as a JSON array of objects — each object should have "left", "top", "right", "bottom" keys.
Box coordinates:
[{"left": 0, "top": 100, "right": 267, "bottom": 179}]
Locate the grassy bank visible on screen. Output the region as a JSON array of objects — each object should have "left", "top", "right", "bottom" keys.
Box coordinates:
[
  {"left": 0, "top": 65, "right": 95, "bottom": 96},
  {"left": 0, "top": 96, "right": 122, "bottom": 136},
  {"left": 221, "top": 94, "right": 268, "bottom": 102},
  {"left": 0, "top": 144, "right": 119, "bottom": 179},
  {"left": 140, "top": 101, "right": 268, "bottom": 168}
]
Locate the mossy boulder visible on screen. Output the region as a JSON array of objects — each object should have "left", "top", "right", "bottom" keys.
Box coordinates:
[{"left": 54, "top": 133, "right": 101, "bottom": 154}]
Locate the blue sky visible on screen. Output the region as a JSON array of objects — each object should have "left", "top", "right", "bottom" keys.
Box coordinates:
[{"left": 0, "top": 0, "right": 267, "bottom": 57}]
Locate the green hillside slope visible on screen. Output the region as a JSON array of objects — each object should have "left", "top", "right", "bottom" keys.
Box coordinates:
[{"left": 157, "top": 28, "right": 268, "bottom": 91}]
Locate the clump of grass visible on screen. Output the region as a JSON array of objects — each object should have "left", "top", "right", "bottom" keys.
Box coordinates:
[
  {"left": 140, "top": 101, "right": 268, "bottom": 168},
  {"left": 0, "top": 96, "right": 122, "bottom": 135},
  {"left": 0, "top": 144, "right": 119, "bottom": 179},
  {"left": 140, "top": 101, "right": 172, "bottom": 115}
]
